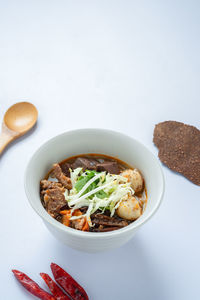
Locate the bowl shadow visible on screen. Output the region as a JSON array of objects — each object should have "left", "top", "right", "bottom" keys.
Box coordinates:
[{"left": 48, "top": 234, "right": 169, "bottom": 300}]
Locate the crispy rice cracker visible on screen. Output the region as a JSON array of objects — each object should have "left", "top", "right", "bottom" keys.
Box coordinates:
[{"left": 153, "top": 121, "right": 200, "bottom": 185}]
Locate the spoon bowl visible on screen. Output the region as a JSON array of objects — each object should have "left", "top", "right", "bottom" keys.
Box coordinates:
[
  {"left": 4, "top": 102, "right": 38, "bottom": 134},
  {"left": 0, "top": 102, "right": 38, "bottom": 154}
]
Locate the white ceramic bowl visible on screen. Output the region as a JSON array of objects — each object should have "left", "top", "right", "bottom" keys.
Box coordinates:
[{"left": 25, "top": 129, "right": 164, "bottom": 253}]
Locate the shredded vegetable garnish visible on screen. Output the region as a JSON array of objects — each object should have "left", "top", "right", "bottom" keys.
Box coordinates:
[{"left": 65, "top": 168, "right": 135, "bottom": 225}]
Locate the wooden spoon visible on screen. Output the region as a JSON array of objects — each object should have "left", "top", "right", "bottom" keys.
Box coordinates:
[{"left": 0, "top": 102, "right": 38, "bottom": 154}]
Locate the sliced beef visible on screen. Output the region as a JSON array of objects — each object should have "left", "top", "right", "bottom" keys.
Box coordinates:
[
  {"left": 52, "top": 164, "right": 72, "bottom": 189},
  {"left": 71, "top": 218, "right": 86, "bottom": 230},
  {"left": 55, "top": 214, "right": 63, "bottom": 223},
  {"left": 91, "top": 213, "right": 128, "bottom": 227},
  {"left": 43, "top": 188, "right": 66, "bottom": 218},
  {"left": 92, "top": 226, "right": 120, "bottom": 232},
  {"left": 40, "top": 180, "right": 63, "bottom": 190},
  {"left": 72, "top": 157, "right": 98, "bottom": 171},
  {"left": 79, "top": 206, "right": 88, "bottom": 214},
  {"left": 71, "top": 157, "right": 120, "bottom": 174},
  {"left": 60, "top": 162, "right": 71, "bottom": 177},
  {"left": 96, "top": 161, "right": 120, "bottom": 174},
  {"left": 59, "top": 203, "right": 70, "bottom": 211}
]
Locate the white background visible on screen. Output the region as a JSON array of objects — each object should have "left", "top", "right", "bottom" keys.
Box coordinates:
[{"left": 0, "top": 1, "right": 200, "bottom": 299}]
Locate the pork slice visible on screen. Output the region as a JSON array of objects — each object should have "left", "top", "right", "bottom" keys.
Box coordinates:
[
  {"left": 44, "top": 188, "right": 66, "bottom": 218},
  {"left": 96, "top": 161, "right": 120, "bottom": 174},
  {"left": 52, "top": 164, "right": 72, "bottom": 189},
  {"left": 72, "top": 157, "right": 98, "bottom": 171}
]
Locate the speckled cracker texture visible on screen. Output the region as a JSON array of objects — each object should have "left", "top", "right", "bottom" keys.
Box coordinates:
[{"left": 153, "top": 121, "right": 200, "bottom": 186}]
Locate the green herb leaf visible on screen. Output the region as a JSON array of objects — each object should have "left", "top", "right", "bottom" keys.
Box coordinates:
[
  {"left": 75, "top": 170, "right": 108, "bottom": 199},
  {"left": 95, "top": 190, "right": 108, "bottom": 199},
  {"left": 75, "top": 170, "right": 100, "bottom": 196},
  {"left": 75, "top": 172, "right": 94, "bottom": 192}
]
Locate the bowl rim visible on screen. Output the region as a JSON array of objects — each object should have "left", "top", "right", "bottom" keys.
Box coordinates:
[{"left": 24, "top": 128, "right": 165, "bottom": 239}]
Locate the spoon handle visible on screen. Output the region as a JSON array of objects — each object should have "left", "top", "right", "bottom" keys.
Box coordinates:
[{"left": 0, "top": 123, "right": 17, "bottom": 154}]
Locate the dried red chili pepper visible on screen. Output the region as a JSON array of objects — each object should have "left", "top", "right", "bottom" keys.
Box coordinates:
[
  {"left": 40, "top": 273, "right": 70, "bottom": 300},
  {"left": 12, "top": 270, "right": 55, "bottom": 300},
  {"left": 51, "top": 263, "right": 89, "bottom": 300}
]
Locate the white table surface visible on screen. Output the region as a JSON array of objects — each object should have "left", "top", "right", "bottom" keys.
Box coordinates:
[{"left": 0, "top": 1, "right": 200, "bottom": 299}]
